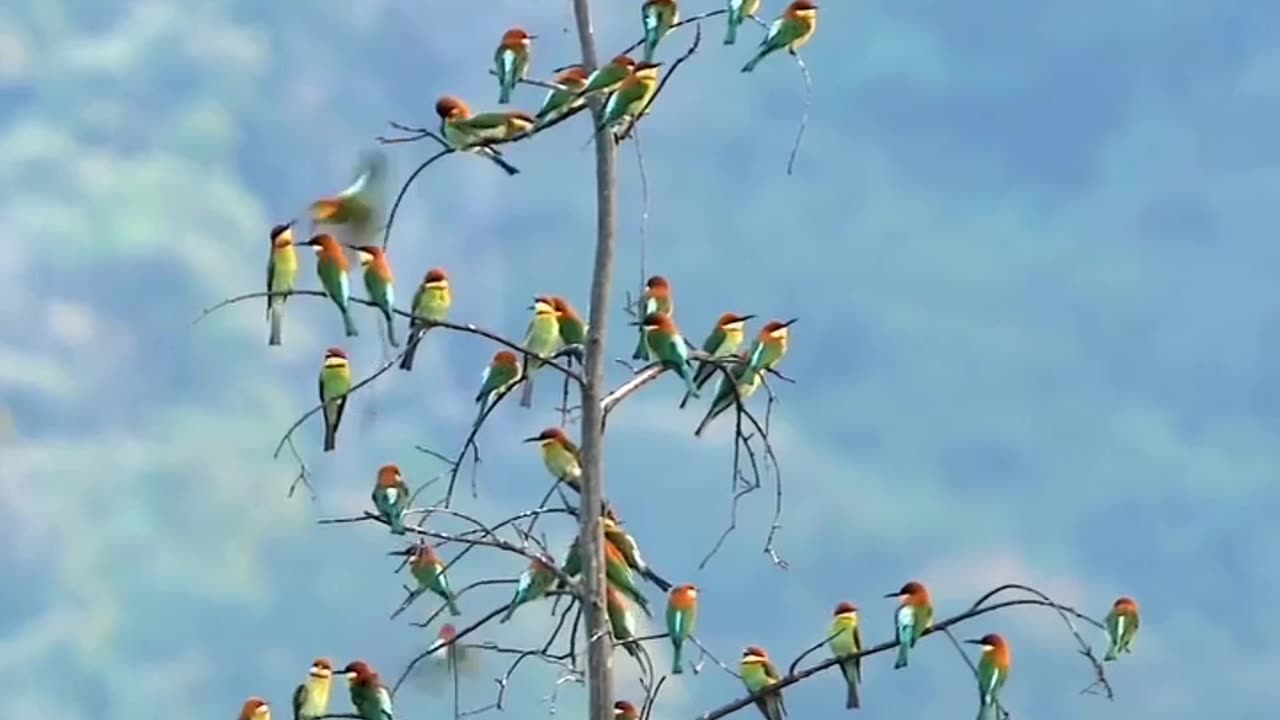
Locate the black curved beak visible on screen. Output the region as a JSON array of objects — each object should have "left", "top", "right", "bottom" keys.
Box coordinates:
[
  {"left": 883, "top": 591, "right": 902, "bottom": 599},
  {"left": 740, "top": 314, "right": 757, "bottom": 322},
  {"left": 521, "top": 435, "right": 542, "bottom": 443},
  {"left": 963, "top": 639, "right": 984, "bottom": 646},
  {"left": 780, "top": 317, "right": 799, "bottom": 328}
]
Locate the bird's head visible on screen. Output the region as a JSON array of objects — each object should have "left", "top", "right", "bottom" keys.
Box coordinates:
[
  {"left": 492, "top": 350, "right": 520, "bottom": 369},
  {"left": 501, "top": 27, "right": 536, "bottom": 46},
  {"left": 760, "top": 318, "right": 798, "bottom": 339},
  {"left": 435, "top": 95, "right": 472, "bottom": 121},
  {"left": 614, "top": 701, "right": 640, "bottom": 720},
  {"left": 349, "top": 244, "right": 381, "bottom": 265},
  {"left": 964, "top": 633, "right": 1007, "bottom": 652},
  {"left": 718, "top": 312, "right": 755, "bottom": 329},
  {"left": 789, "top": 0, "right": 819, "bottom": 17},
  {"left": 670, "top": 584, "right": 699, "bottom": 607},
  {"left": 635, "top": 312, "right": 674, "bottom": 332},
  {"left": 610, "top": 54, "right": 638, "bottom": 70},
  {"left": 304, "top": 232, "right": 338, "bottom": 252},
  {"left": 239, "top": 697, "right": 270, "bottom": 720},
  {"left": 885, "top": 580, "right": 929, "bottom": 604},
  {"left": 522, "top": 427, "right": 568, "bottom": 445},
  {"left": 341, "top": 660, "right": 372, "bottom": 680},
  {"left": 1113, "top": 596, "right": 1140, "bottom": 613},
  {"left": 741, "top": 645, "right": 769, "bottom": 664},
  {"left": 269, "top": 220, "right": 295, "bottom": 247},
  {"left": 557, "top": 65, "right": 590, "bottom": 86},
  {"left": 423, "top": 267, "right": 450, "bottom": 287},
  {"left": 633, "top": 61, "right": 663, "bottom": 79},
  {"left": 375, "top": 464, "right": 402, "bottom": 487},
  {"left": 529, "top": 297, "right": 558, "bottom": 316},
  {"left": 309, "top": 658, "right": 335, "bottom": 678},
  {"left": 833, "top": 600, "right": 858, "bottom": 617},
  {"left": 322, "top": 346, "right": 349, "bottom": 365},
  {"left": 645, "top": 275, "right": 670, "bottom": 293}
]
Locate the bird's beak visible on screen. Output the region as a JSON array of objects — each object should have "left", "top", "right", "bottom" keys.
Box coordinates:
[
  {"left": 780, "top": 317, "right": 799, "bottom": 329},
  {"left": 883, "top": 591, "right": 903, "bottom": 599},
  {"left": 386, "top": 548, "right": 412, "bottom": 557},
  {"left": 521, "top": 435, "right": 542, "bottom": 443},
  {"left": 740, "top": 314, "right": 757, "bottom": 322},
  {"left": 527, "top": 33, "right": 540, "bottom": 39},
  {"left": 963, "top": 639, "right": 983, "bottom": 646}
]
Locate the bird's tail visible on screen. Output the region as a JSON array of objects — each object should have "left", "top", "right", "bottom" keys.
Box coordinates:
[
  {"left": 499, "top": 598, "right": 519, "bottom": 624},
  {"left": 632, "top": 332, "right": 650, "bottom": 361},
  {"left": 976, "top": 698, "right": 996, "bottom": 720},
  {"left": 323, "top": 418, "right": 338, "bottom": 453},
  {"left": 680, "top": 367, "right": 701, "bottom": 398},
  {"left": 724, "top": 16, "right": 739, "bottom": 45},
  {"left": 268, "top": 304, "right": 284, "bottom": 346},
  {"left": 644, "top": 568, "right": 673, "bottom": 592},
  {"left": 894, "top": 641, "right": 909, "bottom": 669},
  {"left": 742, "top": 53, "right": 762, "bottom": 73},
  {"left": 389, "top": 512, "right": 406, "bottom": 535},
  {"left": 678, "top": 389, "right": 693, "bottom": 409},
  {"left": 382, "top": 310, "right": 399, "bottom": 347},
  {"left": 841, "top": 659, "right": 861, "bottom": 709},
  {"left": 341, "top": 306, "right": 359, "bottom": 337},
  {"left": 671, "top": 638, "right": 684, "bottom": 674},
  {"left": 445, "top": 593, "right": 462, "bottom": 617},
  {"left": 1103, "top": 641, "right": 1119, "bottom": 662},
  {"left": 399, "top": 329, "right": 424, "bottom": 371},
  {"left": 693, "top": 407, "right": 715, "bottom": 438},
  {"left": 499, "top": 82, "right": 512, "bottom": 105},
  {"left": 520, "top": 371, "right": 535, "bottom": 407}
]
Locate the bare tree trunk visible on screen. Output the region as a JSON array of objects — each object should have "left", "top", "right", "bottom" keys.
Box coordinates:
[{"left": 570, "top": 2, "right": 618, "bottom": 720}]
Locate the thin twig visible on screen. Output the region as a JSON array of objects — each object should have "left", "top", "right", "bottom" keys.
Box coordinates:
[{"left": 785, "top": 51, "right": 812, "bottom": 176}]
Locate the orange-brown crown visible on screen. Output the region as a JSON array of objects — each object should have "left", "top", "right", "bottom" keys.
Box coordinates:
[
  {"left": 640, "top": 313, "right": 676, "bottom": 331},
  {"left": 789, "top": 0, "right": 819, "bottom": 12},
  {"left": 760, "top": 318, "right": 797, "bottom": 335},
  {"left": 533, "top": 427, "right": 569, "bottom": 443},
  {"left": 557, "top": 65, "right": 590, "bottom": 85},
  {"left": 438, "top": 623, "right": 458, "bottom": 641},
  {"left": 897, "top": 581, "right": 930, "bottom": 604},
  {"left": 742, "top": 645, "right": 769, "bottom": 659},
  {"left": 413, "top": 542, "right": 441, "bottom": 564},
  {"left": 424, "top": 268, "right": 449, "bottom": 284},
  {"left": 609, "top": 55, "right": 638, "bottom": 69},
  {"left": 551, "top": 296, "right": 581, "bottom": 317},
  {"left": 669, "top": 584, "right": 699, "bottom": 608},
  {"left": 324, "top": 347, "right": 348, "bottom": 360},
  {"left": 646, "top": 275, "right": 670, "bottom": 290},
  {"left": 240, "top": 698, "right": 269, "bottom": 717},
  {"left": 376, "top": 464, "right": 402, "bottom": 486},
  {"left": 833, "top": 601, "right": 858, "bottom": 615},
  {"left": 1114, "top": 596, "right": 1139, "bottom": 612},
  {"left": 975, "top": 633, "right": 1007, "bottom": 648},
  {"left": 493, "top": 350, "right": 520, "bottom": 367},
  {"left": 501, "top": 27, "right": 533, "bottom": 45},
  {"left": 614, "top": 701, "right": 639, "bottom": 718},
  {"left": 717, "top": 312, "right": 753, "bottom": 326},
  {"left": 311, "top": 657, "right": 334, "bottom": 671},
  {"left": 307, "top": 232, "right": 339, "bottom": 248},
  {"left": 270, "top": 222, "right": 294, "bottom": 244},
  {"left": 435, "top": 95, "right": 472, "bottom": 120}
]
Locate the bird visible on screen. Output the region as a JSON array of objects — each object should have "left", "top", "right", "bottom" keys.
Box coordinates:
[
  {"left": 304, "top": 233, "right": 359, "bottom": 337},
  {"left": 473, "top": 350, "right": 523, "bottom": 424},
  {"left": 266, "top": 220, "right": 298, "bottom": 346},
  {"left": 520, "top": 296, "right": 564, "bottom": 408},
  {"left": 693, "top": 350, "right": 762, "bottom": 437},
  {"left": 239, "top": 697, "right": 271, "bottom": 720},
  {"left": 500, "top": 552, "right": 558, "bottom": 623},
  {"left": 406, "top": 542, "right": 461, "bottom": 616},
  {"left": 740, "top": 646, "right": 787, "bottom": 720},
  {"left": 886, "top": 581, "right": 934, "bottom": 668},
  {"left": 666, "top": 584, "right": 698, "bottom": 674},
  {"left": 597, "top": 61, "right": 663, "bottom": 136},
  {"left": 743, "top": 318, "right": 797, "bottom": 379},
  {"left": 562, "top": 536, "right": 653, "bottom": 617},
  {"left": 742, "top": 0, "right": 819, "bottom": 73},
  {"left": 725, "top": 0, "right": 762, "bottom": 45},
  {"left": 551, "top": 296, "right": 588, "bottom": 365},
  {"left": 681, "top": 312, "right": 755, "bottom": 408},
  {"left": 400, "top": 268, "right": 451, "bottom": 372},
  {"left": 966, "top": 633, "right": 1012, "bottom": 720},
  {"left": 370, "top": 464, "right": 410, "bottom": 535},
  {"left": 494, "top": 27, "right": 535, "bottom": 104},
  {"left": 637, "top": 312, "right": 700, "bottom": 398},
  {"left": 523, "top": 427, "right": 582, "bottom": 493},
  {"left": 607, "top": 585, "right": 644, "bottom": 660},
  {"left": 632, "top": 275, "right": 673, "bottom": 360},
  {"left": 576, "top": 55, "right": 638, "bottom": 100},
  {"left": 434, "top": 96, "right": 525, "bottom": 175},
  {"left": 291, "top": 658, "right": 334, "bottom": 720},
  {"left": 603, "top": 508, "right": 673, "bottom": 591},
  {"left": 535, "top": 66, "right": 590, "bottom": 125},
  {"left": 828, "top": 601, "right": 863, "bottom": 709},
  {"left": 641, "top": 0, "right": 680, "bottom": 62},
  {"left": 351, "top": 244, "right": 398, "bottom": 347},
  {"left": 341, "top": 661, "right": 395, "bottom": 720},
  {"left": 1103, "top": 596, "right": 1140, "bottom": 661},
  {"left": 614, "top": 701, "right": 641, "bottom": 720},
  {"left": 308, "top": 149, "right": 389, "bottom": 247},
  {"left": 318, "top": 347, "right": 352, "bottom": 453}
]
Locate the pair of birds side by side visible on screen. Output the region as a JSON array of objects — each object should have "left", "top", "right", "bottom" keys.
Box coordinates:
[{"left": 238, "top": 658, "right": 394, "bottom": 720}]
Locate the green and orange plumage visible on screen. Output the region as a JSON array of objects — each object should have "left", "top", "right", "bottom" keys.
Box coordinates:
[
  {"left": 318, "top": 346, "right": 352, "bottom": 452},
  {"left": 828, "top": 601, "right": 863, "bottom": 709},
  {"left": 576, "top": 55, "right": 638, "bottom": 100},
  {"left": 292, "top": 657, "right": 334, "bottom": 720},
  {"left": 341, "top": 660, "right": 395, "bottom": 720},
  {"left": 887, "top": 580, "right": 933, "bottom": 669},
  {"left": 400, "top": 267, "right": 451, "bottom": 372},
  {"left": 434, "top": 96, "right": 523, "bottom": 176},
  {"left": 1104, "top": 596, "right": 1140, "bottom": 661},
  {"left": 266, "top": 221, "right": 298, "bottom": 346},
  {"left": 604, "top": 508, "right": 672, "bottom": 591},
  {"left": 598, "top": 61, "right": 663, "bottom": 135},
  {"left": 742, "top": 0, "right": 819, "bottom": 73},
  {"left": 725, "top": 0, "right": 762, "bottom": 45},
  {"left": 353, "top": 244, "right": 398, "bottom": 347},
  {"left": 966, "top": 633, "right": 1011, "bottom": 720},
  {"left": 370, "top": 464, "right": 410, "bottom": 535},
  {"left": 494, "top": 27, "right": 535, "bottom": 104},
  {"left": 744, "top": 318, "right": 796, "bottom": 378},
  {"left": 641, "top": 0, "right": 680, "bottom": 62},
  {"left": 740, "top": 645, "right": 787, "bottom": 720},
  {"left": 519, "top": 296, "right": 563, "bottom": 408},
  {"left": 536, "top": 66, "right": 590, "bottom": 125},
  {"left": 305, "top": 233, "right": 359, "bottom": 337},
  {"left": 408, "top": 542, "right": 461, "bottom": 617},
  {"left": 633, "top": 275, "right": 673, "bottom": 360},
  {"left": 474, "top": 350, "right": 523, "bottom": 425},
  {"left": 666, "top": 584, "right": 699, "bottom": 674},
  {"left": 639, "top": 312, "right": 699, "bottom": 398},
  {"left": 551, "top": 296, "right": 587, "bottom": 365},
  {"left": 682, "top": 312, "right": 754, "bottom": 408},
  {"left": 501, "top": 552, "right": 558, "bottom": 623},
  {"left": 239, "top": 697, "right": 271, "bottom": 720},
  {"left": 308, "top": 148, "right": 389, "bottom": 248},
  {"left": 524, "top": 427, "right": 583, "bottom": 493}
]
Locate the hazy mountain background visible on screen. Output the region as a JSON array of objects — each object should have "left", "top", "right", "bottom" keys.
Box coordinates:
[{"left": 3, "top": 0, "right": 1276, "bottom": 717}]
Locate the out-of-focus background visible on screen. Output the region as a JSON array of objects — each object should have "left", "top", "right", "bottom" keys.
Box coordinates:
[{"left": 3, "top": 0, "right": 1277, "bottom": 717}]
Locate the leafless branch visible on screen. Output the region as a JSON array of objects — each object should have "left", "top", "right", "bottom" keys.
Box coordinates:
[
  {"left": 785, "top": 50, "right": 813, "bottom": 176},
  {"left": 615, "top": 25, "right": 704, "bottom": 143}
]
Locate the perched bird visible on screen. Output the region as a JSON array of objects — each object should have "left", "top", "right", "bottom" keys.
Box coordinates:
[
  {"left": 292, "top": 658, "right": 334, "bottom": 720},
  {"left": 500, "top": 553, "right": 558, "bottom": 623},
  {"left": 352, "top": 245, "right": 398, "bottom": 347},
  {"left": 319, "top": 347, "right": 352, "bottom": 453},
  {"left": 494, "top": 27, "right": 535, "bottom": 104},
  {"left": 523, "top": 427, "right": 582, "bottom": 493},
  {"left": 535, "top": 66, "right": 590, "bottom": 125},
  {"left": 598, "top": 61, "right": 663, "bottom": 135},
  {"left": 641, "top": 0, "right": 680, "bottom": 62},
  {"left": 400, "top": 268, "right": 451, "bottom": 372},
  {"left": 743, "top": 318, "right": 796, "bottom": 382},
  {"left": 693, "top": 351, "right": 762, "bottom": 438},
  {"left": 370, "top": 464, "right": 410, "bottom": 535},
  {"left": 434, "top": 96, "right": 524, "bottom": 175},
  {"left": 614, "top": 701, "right": 641, "bottom": 720},
  {"left": 638, "top": 313, "right": 699, "bottom": 398},
  {"left": 828, "top": 601, "right": 863, "bottom": 710},
  {"left": 632, "top": 275, "right": 673, "bottom": 360},
  {"left": 551, "top": 296, "right": 588, "bottom": 365},
  {"left": 666, "top": 584, "right": 699, "bottom": 674},
  {"left": 607, "top": 585, "right": 644, "bottom": 660},
  {"left": 342, "top": 661, "right": 394, "bottom": 720},
  {"left": 305, "top": 234, "right": 359, "bottom": 337},
  {"left": 966, "top": 633, "right": 1011, "bottom": 720},
  {"left": 562, "top": 536, "right": 653, "bottom": 617},
  {"left": 407, "top": 542, "right": 461, "bottom": 616},
  {"left": 742, "top": 0, "right": 819, "bottom": 73},
  {"left": 603, "top": 508, "right": 672, "bottom": 591},
  {"left": 520, "top": 296, "right": 563, "bottom": 408},
  {"left": 1103, "top": 596, "right": 1140, "bottom": 661},
  {"left": 239, "top": 698, "right": 271, "bottom": 720},
  {"left": 740, "top": 646, "right": 787, "bottom": 720},
  {"left": 577, "top": 55, "right": 639, "bottom": 99},
  {"left": 309, "top": 149, "right": 389, "bottom": 247},
  {"left": 474, "top": 350, "right": 523, "bottom": 423},
  {"left": 266, "top": 221, "right": 299, "bottom": 346},
  {"left": 886, "top": 581, "right": 934, "bottom": 669},
  {"left": 682, "top": 312, "right": 755, "bottom": 408},
  {"left": 725, "top": 0, "right": 762, "bottom": 45}
]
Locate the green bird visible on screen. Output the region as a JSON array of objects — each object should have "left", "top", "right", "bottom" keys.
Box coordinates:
[
  {"left": 400, "top": 267, "right": 452, "bottom": 372},
  {"left": 743, "top": 318, "right": 797, "bottom": 379},
  {"left": 318, "top": 347, "right": 352, "bottom": 453},
  {"left": 1103, "top": 596, "right": 1140, "bottom": 661},
  {"left": 562, "top": 536, "right": 653, "bottom": 617},
  {"left": 494, "top": 28, "right": 535, "bottom": 104},
  {"left": 828, "top": 602, "right": 863, "bottom": 709},
  {"left": 604, "top": 510, "right": 672, "bottom": 591},
  {"left": 519, "top": 296, "right": 563, "bottom": 408},
  {"left": 693, "top": 350, "right": 760, "bottom": 438},
  {"left": 292, "top": 658, "right": 334, "bottom": 720},
  {"left": 966, "top": 634, "right": 1012, "bottom": 720},
  {"left": 577, "top": 55, "right": 638, "bottom": 100},
  {"left": 725, "top": 0, "right": 762, "bottom": 45},
  {"left": 597, "top": 61, "right": 662, "bottom": 135},
  {"left": 887, "top": 581, "right": 934, "bottom": 669},
  {"left": 406, "top": 542, "right": 461, "bottom": 616},
  {"left": 551, "top": 296, "right": 587, "bottom": 365},
  {"left": 309, "top": 149, "right": 389, "bottom": 247},
  {"left": 535, "top": 66, "right": 590, "bottom": 125},
  {"left": 641, "top": 0, "right": 680, "bottom": 62},
  {"left": 341, "top": 662, "right": 394, "bottom": 720},
  {"left": 740, "top": 646, "right": 787, "bottom": 720},
  {"left": 607, "top": 586, "right": 645, "bottom": 661},
  {"left": 304, "top": 233, "right": 358, "bottom": 337},
  {"left": 500, "top": 553, "right": 558, "bottom": 623},
  {"left": 353, "top": 245, "right": 398, "bottom": 347},
  {"left": 742, "top": 0, "right": 819, "bottom": 73},
  {"left": 681, "top": 312, "right": 754, "bottom": 408},
  {"left": 473, "top": 350, "right": 523, "bottom": 425},
  {"left": 370, "top": 464, "right": 410, "bottom": 535},
  {"left": 637, "top": 312, "right": 699, "bottom": 398},
  {"left": 632, "top": 275, "right": 673, "bottom": 360},
  {"left": 266, "top": 221, "right": 298, "bottom": 347},
  {"left": 666, "top": 584, "right": 699, "bottom": 674}
]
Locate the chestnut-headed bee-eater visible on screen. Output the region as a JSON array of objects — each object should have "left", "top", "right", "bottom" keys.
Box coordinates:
[
  {"left": 494, "top": 27, "right": 535, "bottom": 104},
  {"left": 966, "top": 633, "right": 1011, "bottom": 720},
  {"left": 309, "top": 149, "right": 388, "bottom": 247},
  {"left": 292, "top": 657, "right": 334, "bottom": 720},
  {"left": 536, "top": 66, "right": 590, "bottom": 125},
  {"left": 400, "top": 268, "right": 451, "bottom": 372},
  {"left": 352, "top": 245, "right": 398, "bottom": 347},
  {"left": 371, "top": 464, "right": 410, "bottom": 535},
  {"left": 523, "top": 427, "right": 582, "bottom": 493},
  {"left": 666, "top": 584, "right": 698, "bottom": 674},
  {"left": 304, "top": 233, "right": 358, "bottom": 337},
  {"left": 1104, "top": 596, "right": 1140, "bottom": 661},
  {"left": 434, "top": 96, "right": 523, "bottom": 176},
  {"left": 637, "top": 313, "right": 699, "bottom": 397},
  {"left": 632, "top": 275, "right": 673, "bottom": 360},
  {"left": 319, "top": 347, "right": 352, "bottom": 453},
  {"left": 614, "top": 701, "right": 640, "bottom": 720},
  {"left": 474, "top": 350, "right": 523, "bottom": 423},
  {"left": 682, "top": 312, "right": 755, "bottom": 408},
  {"left": 551, "top": 296, "right": 587, "bottom": 365},
  {"left": 744, "top": 318, "right": 796, "bottom": 378},
  {"left": 607, "top": 585, "right": 644, "bottom": 660},
  {"left": 740, "top": 646, "right": 787, "bottom": 720},
  {"left": 598, "top": 61, "right": 662, "bottom": 134},
  {"left": 342, "top": 661, "right": 395, "bottom": 720},
  {"left": 886, "top": 581, "right": 934, "bottom": 669},
  {"left": 641, "top": 0, "right": 680, "bottom": 62},
  {"left": 239, "top": 697, "right": 271, "bottom": 720},
  {"left": 500, "top": 552, "right": 558, "bottom": 623},
  {"left": 741, "top": 0, "right": 819, "bottom": 73},
  {"left": 828, "top": 601, "right": 863, "bottom": 709},
  {"left": 520, "top": 296, "right": 563, "bottom": 408},
  {"left": 725, "top": 0, "right": 762, "bottom": 45},
  {"left": 267, "top": 221, "right": 298, "bottom": 346},
  {"left": 562, "top": 536, "right": 653, "bottom": 617},
  {"left": 406, "top": 542, "right": 461, "bottom": 616},
  {"left": 693, "top": 350, "right": 761, "bottom": 438},
  {"left": 577, "top": 55, "right": 638, "bottom": 99},
  {"left": 603, "top": 508, "right": 672, "bottom": 591}
]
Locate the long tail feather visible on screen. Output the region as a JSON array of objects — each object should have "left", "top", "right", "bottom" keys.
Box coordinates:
[
  {"left": 269, "top": 305, "right": 283, "bottom": 346},
  {"left": 342, "top": 307, "right": 359, "bottom": 337}
]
